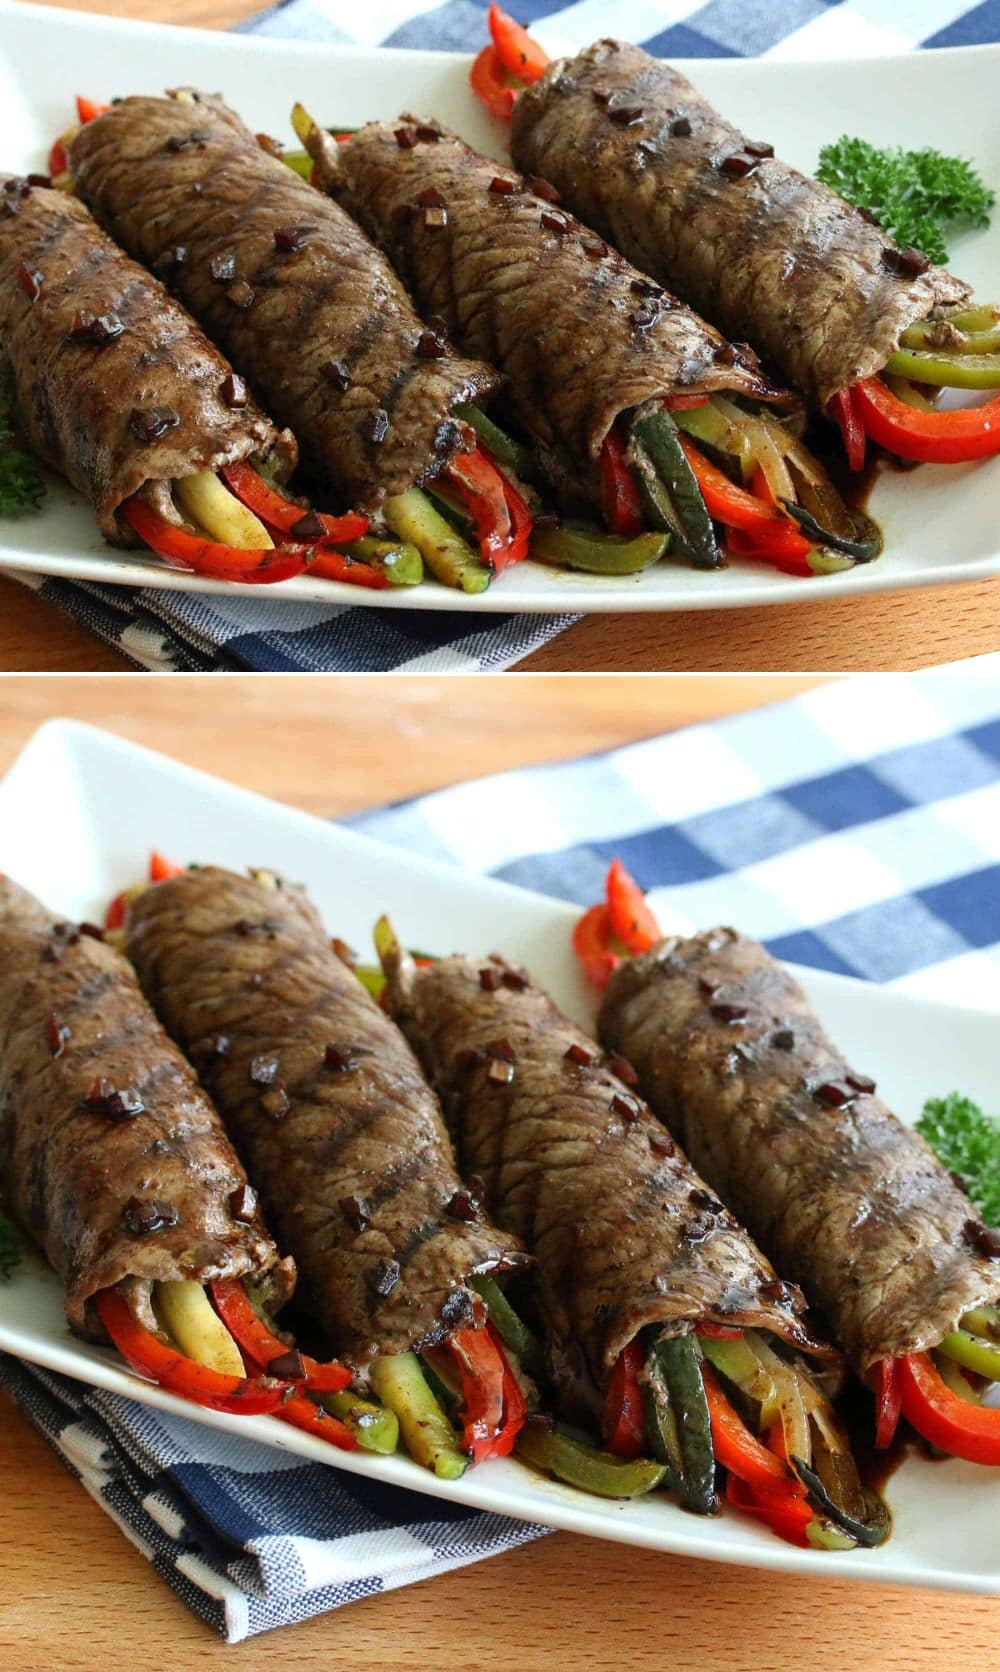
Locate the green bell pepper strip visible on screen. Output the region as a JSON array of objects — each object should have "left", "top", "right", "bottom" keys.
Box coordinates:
[
  {"left": 630, "top": 411, "right": 721, "bottom": 570},
  {"left": 383, "top": 488, "right": 491, "bottom": 593},
  {"left": 515, "top": 1419, "right": 666, "bottom": 1498},
  {"left": 530, "top": 524, "right": 669, "bottom": 575},
  {"left": 936, "top": 1328, "right": 1000, "bottom": 1381},
  {"left": 282, "top": 149, "right": 313, "bottom": 179},
  {"left": 317, "top": 1390, "right": 400, "bottom": 1453},
  {"left": 354, "top": 963, "right": 385, "bottom": 1000},
  {"left": 652, "top": 1335, "right": 717, "bottom": 1514},
  {"left": 454, "top": 405, "right": 536, "bottom": 481},
  {"left": 886, "top": 348, "right": 1000, "bottom": 389},
  {"left": 369, "top": 1352, "right": 468, "bottom": 1479},
  {"left": 343, "top": 537, "right": 423, "bottom": 587},
  {"left": 470, "top": 1275, "right": 544, "bottom": 1379}
]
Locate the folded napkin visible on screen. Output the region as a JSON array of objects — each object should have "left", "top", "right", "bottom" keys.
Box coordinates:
[
  {"left": 9, "top": 0, "right": 991, "bottom": 668},
  {"left": 4, "top": 666, "right": 999, "bottom": 1638}
]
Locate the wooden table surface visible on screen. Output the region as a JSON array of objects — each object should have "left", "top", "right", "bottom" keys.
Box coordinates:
[
  {"left": 5, "top": 0, "right": 1000, "bottom": 673},
  {"left": 2, "top": 671, "right": 995, "bottom": 1669}
]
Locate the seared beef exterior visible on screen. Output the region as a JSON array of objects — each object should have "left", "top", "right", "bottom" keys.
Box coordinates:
[
  {"left": 322, "top": 118, "right": 789, "bottom": 512},
  {"left": 599, "top": 929, "right": 1000, "bottom": 1370},
  {"left": 126, "top": 868, "right": 525, "bottom": 1371},
  {"left": 384, "top": 948, "right": 829, "bottom": 1417},
  {"left": 0, "top": 177, "right": 292, "bottom": 542},
  {"left": 70, "top": 97, "right": 500, "bottom": 513},
  {"left": 511, "top": 41, "right": 970, "bottom": 410},
  {"left": 0, "top": 877, "right": 289, "bottom": 1339}
]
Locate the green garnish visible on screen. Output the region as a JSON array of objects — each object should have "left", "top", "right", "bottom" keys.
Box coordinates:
[
  {"left": 917, "top": 1093, "right": 1000, "bottom": 1225},
  {"left": 816, "top": 136, "right": 995, "bottom": 265},
  {"left": 0, "top": 370, "right": 45, "bottom": 516},
  {"left": 0, "top": 1208, "right": 20, "bottom": 1280}
]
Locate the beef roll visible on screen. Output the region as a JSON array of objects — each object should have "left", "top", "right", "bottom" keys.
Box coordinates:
[
  {"left": 0, "top": 175, "right": 294, "bottom": 546},
  {"left": 69, "top": 96, "right": 500, "bottom": 516},
  {"left": 0, "top": 876, "right": 292, "bottom": 1341},
  {"left": 510, "top": 42, "right": 969, "bottom": 414},
  {"left": 125, "top": 867, "right": 526, "bottom": 1374},
  {"left": 599, "top": 929, "right": 1000, "bottom": 1372}
]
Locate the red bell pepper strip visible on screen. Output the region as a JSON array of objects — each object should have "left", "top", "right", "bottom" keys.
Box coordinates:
[
  {"left": 679, "top": 437, "right": 809, "bottom": 547},
  {"left": 104, "top": 891, "right": 128, "bottom": 931},
  {"left": 724, "top": 526, "right": 815, "bottom": 578},
  {"left": 277, "top": 1391, "right": 356, "bottom": 1450},
  {"left": 606, "top": 857, "right": 660, "bottom": 956},
  {"left": 48, "top": 138, "right": 69, "bottom": 177},
  {"left": 76, "top": 96, "right": 110, "bottom": 124},
  {"left": 471, "top": 44, "right": 520, "bottom": 121},
  {"left": 899, "top": 1350, "right": 1000, "bottom": 1465},
  {"left": 488, "top": 1322, "right": 527, "bottom": 1457},
  {"left": 209, "top": 1279, "right": 352, "bottom": 1394},
  {"left": 220, "top": 462, "right": 368, "bottom": 547},
  {"left": 121, "top": 497, "right": 307, "bottom": 585},
  {"left": 487, "top": 4, "right": 550, "bottom": 84},
  {"left": 149, "top": 851, "right": 184, "bottom": 883},
  {"left": 442, "top": 444, "right": 532, "bottom": 572},
  {"left": 697, "top": 1322, "right": 744, "bottom": 1340},
  {"left": 603, "top": 1339, "right": 645, "bottom": 1458},
  {"left": 307, "top": 549, "right": 388, "bottom": 590},
  {"left": 702, "top": 1364, "right": 795, "bottom": 1494},
  {"left": 600, "top": 428, "right": 645, "bottom": 536},
  {"left": 829, "top": 387, "right": 867, "bottom": 473},
  {"left": 852, "top": 375, "right": 1000, "bottom": 465},
  {"left": 95, "top": 1288, "right": 290, "bottom": 1416},
  {"left": 446, "top": 1323, "right": 508, "bottom": 1462},
  {"left": 726, "top": 1468, "right": 814, "bottom": 1545},
  {"left": 572, "top": 903, "right": 622, "bottom": 991},
  {"left": 661, "top": 394, "right": 711, "bottom": 412},
  {"left": 871, "top": 1357, "right": 903, "bottom": 1450}
]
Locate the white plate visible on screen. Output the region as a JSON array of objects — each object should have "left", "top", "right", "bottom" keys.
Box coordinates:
[
  {"left": 0, "top": 716, "right": 998, "bottom": 1594},
  {"left": 2, "top": 6, "right": 1000, "bottom": 613}
]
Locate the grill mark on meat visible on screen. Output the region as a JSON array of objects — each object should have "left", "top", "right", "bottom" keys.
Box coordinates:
[
  {"left": 511, "top": 42, "right": 970, "bottom": 408},
  {"left": 323, "top": 120, "right": 793, "bottom": 514},
  {"left": 385, "top": 950, "right": 830, "bottom": 1413},
  {"left": 599, "top": 930, "right": 1000, "bottom": 1367},
  {"left": 69, "top": 99, "right": 501, "bottom": 513},
  {"left": 126, "top": 868, "right": 524, "bottom": 1368}
]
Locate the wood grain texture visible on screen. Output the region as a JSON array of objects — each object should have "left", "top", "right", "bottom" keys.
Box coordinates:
[
  {"left": 0, "top": 672, "right": 992, "bottom": 1667},
  {"left": 5, "top": 0, "right": 1000, "bottom": 673}
]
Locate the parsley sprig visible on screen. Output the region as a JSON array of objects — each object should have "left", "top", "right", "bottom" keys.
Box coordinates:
[
  {"left": 0, "top": 367, "right": 45, "bottom": 517},
  {"left": 918, "top": 1092, "right": 1000, "bottom": 1226},
  {"left": 816, "top": 136, "right": 994, "bottom": 266}
]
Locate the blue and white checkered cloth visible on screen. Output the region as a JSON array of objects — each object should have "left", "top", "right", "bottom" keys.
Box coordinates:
[
  {"left": 3, "top": 665, "right": 999, "bottom": 1637},
  {"left": 10, "top": 0, "right": 999, "bottom": 668}
]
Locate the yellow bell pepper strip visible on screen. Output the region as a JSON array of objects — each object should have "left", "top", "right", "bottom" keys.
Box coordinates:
[
  {"left": 899, "top": 1350, "right": 1000, "bottom": 1464},
  {"left": 95, "top": 1288, "right": 291, "bottom": 1416},
  {"left": 209, "top": 1278, "right": 352, "bottom": 1393}
]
